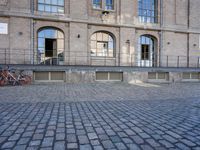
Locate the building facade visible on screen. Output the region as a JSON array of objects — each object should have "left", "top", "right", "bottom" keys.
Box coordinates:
[{"left": 1, "top": 0, "right": 200, "bottom": 83}]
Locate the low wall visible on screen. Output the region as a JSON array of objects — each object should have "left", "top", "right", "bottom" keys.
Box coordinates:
[{"left": 1, "top": 65, "right": 200, "bottom": 83}]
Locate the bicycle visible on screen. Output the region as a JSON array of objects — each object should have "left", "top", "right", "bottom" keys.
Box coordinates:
[{"left": 0, "top": 66, "right": 32, "bottom": 86}]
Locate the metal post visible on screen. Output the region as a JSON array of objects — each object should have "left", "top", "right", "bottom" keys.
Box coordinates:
[
  {"left": 75, "top": 53, "right": 76, "bottom": 66},
  {"left": 24, "top": 49, "right": 26, "bottom": 64},
  {"left": 5, "top": 49, "right": 6, "bottom": 64},
  {"left": 177, "top": 56, "right": 180, "bottom": 68},
  {"left": 198, "top": 57, "right": 200, "bottom": 68},
  {"left": 104, "top": 55, "right": 106, "bottom": 66},
  {"left": 166, "top": 56, "right": 168, "bottom": 67},
  {"left": 118, "top": 52, "right": 120, "bottom": 66}
]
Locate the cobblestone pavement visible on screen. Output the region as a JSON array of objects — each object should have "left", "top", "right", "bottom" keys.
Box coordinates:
[
  {"left": 0, "top": 83, "right": 200, "bottom": 150},
  {"left": 0, "top": 82, "right": 200, "bottom": 103}
]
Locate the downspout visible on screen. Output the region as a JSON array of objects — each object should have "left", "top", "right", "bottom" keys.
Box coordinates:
[
  {"left": 159, "top": 0, "right": 163, "bottom": 67},
  {"left": 118, "top": 0, "right": 121, "bottom": 66},
  {"left": 30, "top": 0, "right": 35, "bottom": 64},
  {"left": 187, "top": 0, "right": 190, "bottom": 67}
]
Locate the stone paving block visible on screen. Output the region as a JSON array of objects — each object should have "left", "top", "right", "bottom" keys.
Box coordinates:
[
  {"left": 88, "top": 133, "right": 98, "bottom": 140},
  {"left": 17, "top": 137, "right": 30, "bottom": 145},
  {"left": 42, "top": 137, "right": 54, "bottom": 147},
  {"left": 140, "top": 144, "right": 154, "bottom": 150},
  {"left": 29, "top": 140, "right": 41, "bottom": 146},
  {"left": 93, "top": 145, "right": 104, "bottom": 150},
  {"left": 180, "top": 139, "right": 196, "bottom": 147},
  {"left": 102, "top": 140, "right": 115, "bottom": 149},
  {"left": 54, "top": 141, "right": 65, "bottom": 150},
  {"left": 175, "top": 143, "right": 191, "bottom": 150},
  {"left": 13, "top": 145, "right": 27, "bottom": 150},
  {"left": 146, "top": 138, "right": 160, "bottom": 147},
  {"left": 78, "top": 135, "right": 89, "bottom": 144},
  {"left": 67, "top": 134, "right": 77, "bottom": 143},
  {"left": 1, "top": 141, "right": 16, "bottom": 149},
  {"left": 115, "top": 142, "right": 127, "bottom": 150},
  {"left": 80, "top": 144, "right": 92, "bottom": 150},
  {"left": 159, "top": 140, "right": 174, "bottom": 148},
  {"left": 90, "top": 139, "right": 100, "bottom": 146}
]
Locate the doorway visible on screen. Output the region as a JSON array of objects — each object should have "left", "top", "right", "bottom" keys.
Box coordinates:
[
  {"left": 45, "top": 39, "right": 57, "bottom": 65},
  {"left": 37, "top": 28, "right": 64, "bottom": 65}
]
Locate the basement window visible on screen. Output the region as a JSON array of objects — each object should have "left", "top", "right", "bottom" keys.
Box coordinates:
[
  {"left": 96, "top": 72, "right": 123, "bottom": 81},
  {"left": 148, "top": 72, "right": 169, "bottom": 81}
]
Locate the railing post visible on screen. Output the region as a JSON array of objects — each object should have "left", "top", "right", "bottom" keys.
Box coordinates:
[
  {"left": 177, "top": 56, "right": 180, "bottom": 68},
  {"left": 118, "top": 52, "right": 120, "bottom": 66},
  {"left": 131, "top": 54, "right": 133, "bottom": 67},
  {"left": 198, "top": 57, "right": 200, "bottom": 68},
  {"left": 4, "top": 49, "right": 6, "bottom": 64},
  {"left": 75, "top": 53, "right": 76, "bottom": 66},
  {"left": 24, "top": 49, "right": 26, "bottom": 64},
  {"left": 104, "top": 55, "right": 106, "bottom": 66},
  {"left": 166, "top": 56, "right": 168, "bottom": 67}
]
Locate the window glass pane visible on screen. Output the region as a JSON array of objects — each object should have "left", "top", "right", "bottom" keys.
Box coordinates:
[
  {"left": 38, "top": 0, "right": 45, "bottom": 3},
  {"left": 138, "top": 0, "right": 157, "bottom": 23},
  {"left": 93, "top": 0, "right": 101, "bottom": 9},
  {"left": 38, "top": 0, "right": 64, "bottom": 13},
  {"left": 38, "top": 4, "right": 45, "bottom": 11},
  {"left": 38, "top": 38, "right": 45, "bottom": 48},
  {"left": 52, "top": 0, "right": 57, "bottom": 5},
  {"left": 45, "top": 5, "right": 51, "bottom": 12},
  {"left": 106, "top": 0, "right": 113, "bottom": 10},
  {"left": 58, "top": 0, "right": 64, "bottom": 5},
  {"left": 52, "top": 6, "right": 57, "bottom": 13},
  {"left": 45, "top": 0, "right": 51, "bottom": 4}
]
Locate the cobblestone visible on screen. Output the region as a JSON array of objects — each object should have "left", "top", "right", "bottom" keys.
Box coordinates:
[{"left": 0, "top": 83, "right": 200, "bottom": 149}]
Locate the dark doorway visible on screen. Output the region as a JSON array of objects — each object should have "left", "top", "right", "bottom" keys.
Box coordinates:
[
  {"left": 45, "top": 39, "right": 57, "bottom": 57},
  {"left": 141, "top": 44, "right": 150, "bottom": 60}
]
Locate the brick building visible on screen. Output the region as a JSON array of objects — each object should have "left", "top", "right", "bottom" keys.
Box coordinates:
[{"left": 0, "top": 0, "right": 200, "bottom": 82}]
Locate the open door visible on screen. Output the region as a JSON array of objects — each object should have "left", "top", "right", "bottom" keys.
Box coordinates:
[{"left": 45, "top": 38, "right": 57, "bottom": 65}]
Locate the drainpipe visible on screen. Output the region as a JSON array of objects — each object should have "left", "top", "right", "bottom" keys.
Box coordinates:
[
  {"left": 159, "top": 0, "right": 163, "bottom": 67},
  {"left": 187, "top": 0, "right": 190, "bottom": 67},
  {"left": 30, "top": 0, "right": 35, "bottom": 65}
]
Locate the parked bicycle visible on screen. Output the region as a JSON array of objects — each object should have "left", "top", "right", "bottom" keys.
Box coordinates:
[{"left": 0, "top": 66, "right": 32, "bottom": 86}]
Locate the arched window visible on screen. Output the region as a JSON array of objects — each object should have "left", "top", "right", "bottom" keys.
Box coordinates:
[
  {"left": 91, "top": 31, "right": 115, "bottom": 57},
  {"left": 138, "top": 0, "right": 158, "bottom": 23},
  {"left": 38, "top": 0, "right": 64, "bottom": 13},
  {"left": 138, "top": 35, "right": 157, "bottom": 67},
  {"left": 37, "top": 27, "right": 64, "bottom": 65}
]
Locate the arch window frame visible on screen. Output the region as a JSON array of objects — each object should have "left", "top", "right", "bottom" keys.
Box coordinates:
[
  {"left": 90, "top": 31, "right": 115, "bottom": 58},
  {"left": 37, "top": 27, "right": 65, "bottom": 65},
  {"left": 138, "top": 35, "right": 157, "bottom": 67}
]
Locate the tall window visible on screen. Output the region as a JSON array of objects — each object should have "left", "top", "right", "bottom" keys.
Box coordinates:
[
  {"left": 93, "top": 0, "right": 102, "bottom": 9},
  {"left": 138, "top": 35, "right": 156, "bottom": 67},
  {"left": 38, "top": 28, "right": 64, "bottom": 65},
  {"left": 38, "top": 0, "right": 64, "bottom": 13},
  {"left": 106, "top": 0, "right": 114, "bottom": 10},
  {"left": 138, "top": 0, "right": 158, "bottom": 23},
  {"left": 91, "top": 32, "right": 115, "bottom": 57}
]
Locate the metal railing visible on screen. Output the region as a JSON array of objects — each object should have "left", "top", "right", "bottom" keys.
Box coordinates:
[{"left": 0, "top": 48, "right": 200, "bottom": 68}]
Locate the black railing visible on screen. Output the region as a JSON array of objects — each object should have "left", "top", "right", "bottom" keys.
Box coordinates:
[{"left": 0, "top": 48, "right": 200, "bottom": 68}]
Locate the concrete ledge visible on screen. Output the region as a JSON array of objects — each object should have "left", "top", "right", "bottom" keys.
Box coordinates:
[
  {"left": 1, "top": 64, "right": 200, "bottom": 72},
  {"left": 1, "top": 65, "right": 200, "bottom": 83}
]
